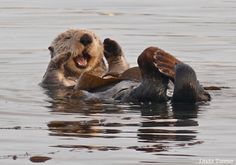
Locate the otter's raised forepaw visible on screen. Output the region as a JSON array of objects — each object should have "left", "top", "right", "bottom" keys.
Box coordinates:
[{"left": 103, "top": 38, "right": 122, "bottom": 58}]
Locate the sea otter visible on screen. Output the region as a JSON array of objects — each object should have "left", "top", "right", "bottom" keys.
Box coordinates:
[
  {"left": 40, "top": 29, "right": 107, "bottom": 88},
  {"left": 71, "top": 46, "right": 211, "bottom": 103},
  {"left": 40, "top": 29, "right": 210, "bottom": 103}
]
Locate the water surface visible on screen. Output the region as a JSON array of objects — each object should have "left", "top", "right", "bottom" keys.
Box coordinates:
[{"left": 0, "top": 0, "right": 236, "bottom": 164}]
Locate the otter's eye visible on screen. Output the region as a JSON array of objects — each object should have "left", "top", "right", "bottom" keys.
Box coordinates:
[{"left": 64, "top": 36, "right": 71, "bottom": 40}]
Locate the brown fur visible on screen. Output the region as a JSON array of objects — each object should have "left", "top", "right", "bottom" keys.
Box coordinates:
[{"left": 41, "top": 29, "right": 107, "bottom": 88}]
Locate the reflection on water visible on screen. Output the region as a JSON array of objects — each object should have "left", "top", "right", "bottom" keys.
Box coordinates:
[
  {"left": 47, "top": 91, "right": 202, "bottom": 154},
  {"left": 138, "top": 103, "right": 199, "bottom": 148}
]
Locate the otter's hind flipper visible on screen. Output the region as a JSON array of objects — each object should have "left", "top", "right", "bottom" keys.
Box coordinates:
[
  {"left": 152, "top": 48, "right": 182, "bottom": 81},
  {"left": 172, "top": 63, "right": 211, "bottom": 103}
]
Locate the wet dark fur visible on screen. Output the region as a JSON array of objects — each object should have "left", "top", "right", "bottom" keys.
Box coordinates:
[
  {"left": 113, "top": 47, "right": 169, "bottom": 103},
  {"left": 87, "top": 47, "right": 210, "bottom": 103},
  {"left": 172, "top": 64, "right": 211, "bottom": 102}
]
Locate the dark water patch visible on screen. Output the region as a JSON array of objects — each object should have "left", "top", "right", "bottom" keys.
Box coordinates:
[
  {"left": 122, "top": 117, "right": 132, "bottom": 120},
  {"left": 138, "top": 128, "right": 197, "bottom": 134},
  {"left": 48, "top": 119, "right": 140, "bottom": 138},
  {"left": 48, "top": 120, "right": 102, "bottom": 135},
  {"left": 127, "top": 144, "right": 168, "bottom": 153},
  {"left": 0, "top": 152, "right": 30, "bottom": 160},
  {"left": 0, "top": 126, "right": 48, "bottom": 134},
  {"left": 49, "top": 133, "right": 120, "bottom": 139},
  {"left": 52, "top": 144, "right": 168, "bottom": 153},
  {"left": 141, "top": 120, "right": 198, "bottom": 127},
  {"left": 204, "top": 86, "right": 230, "bottom": 90},
  {"left": 155, "top": 153, "right": 196, "bottom": 157},
  {"left": 0, "top": 151, "right": 58, "bottom": 161},
  {"left": 52, "top": 144, "right": 121, "bottom": 152},
  {"left": 29, "top": 156, "right": 52, "bottom": 163},
  {"left": 187, "top": 140, "right": 204, "bottom": 146},
  {"left": 138, "top": 133, "right": 196, "bottom": 143},
  {"left": 0, "top": 126, "right": 21, "bottom": 130}
]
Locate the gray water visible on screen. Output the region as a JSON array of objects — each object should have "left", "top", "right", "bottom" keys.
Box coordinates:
[{"left": 0, "top": 0, "right": 236, "bottom": 164}]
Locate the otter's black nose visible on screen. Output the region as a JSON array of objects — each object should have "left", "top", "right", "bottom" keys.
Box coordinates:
[{"left": 80, "top": 34, "right": 92, "bottom": 46}]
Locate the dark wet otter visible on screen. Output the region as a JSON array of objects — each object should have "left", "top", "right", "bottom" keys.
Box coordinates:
[{"left": 72, "top": 47, "right": 211, "bottom": 103}]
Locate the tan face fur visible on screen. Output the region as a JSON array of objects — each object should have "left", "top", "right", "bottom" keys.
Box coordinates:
[{"left": 49, "top": 29, "right": 104, "bottom": 74}]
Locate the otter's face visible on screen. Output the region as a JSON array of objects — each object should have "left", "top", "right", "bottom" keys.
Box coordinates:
[{"left": 49, "top": 29, "right": 104, "bottom": 73}]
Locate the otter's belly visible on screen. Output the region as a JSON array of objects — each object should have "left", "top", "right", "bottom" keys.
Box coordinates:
[{"left": 94, "top": 80, "right": 140, "bottom": 100}]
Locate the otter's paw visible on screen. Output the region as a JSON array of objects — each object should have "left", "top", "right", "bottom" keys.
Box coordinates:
[
  {"left": 50, "top": 52, "right": 71, "bottom": 69},
  {"left": 103, "top": 38, "right": 122, "bottom": 58}
]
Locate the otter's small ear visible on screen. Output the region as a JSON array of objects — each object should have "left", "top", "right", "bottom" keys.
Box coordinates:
[{"left": 48, "top": 46, "right": 54, "bottom": 58}]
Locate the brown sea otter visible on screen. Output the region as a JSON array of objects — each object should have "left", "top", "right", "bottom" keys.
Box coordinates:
[{"left": 40, "top": 29, "right": 210, "bottom": 103}]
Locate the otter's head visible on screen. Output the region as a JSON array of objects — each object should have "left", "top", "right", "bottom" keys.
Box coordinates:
[{"left": 48, "top": 29, "right": 104, "bottom": 74}]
